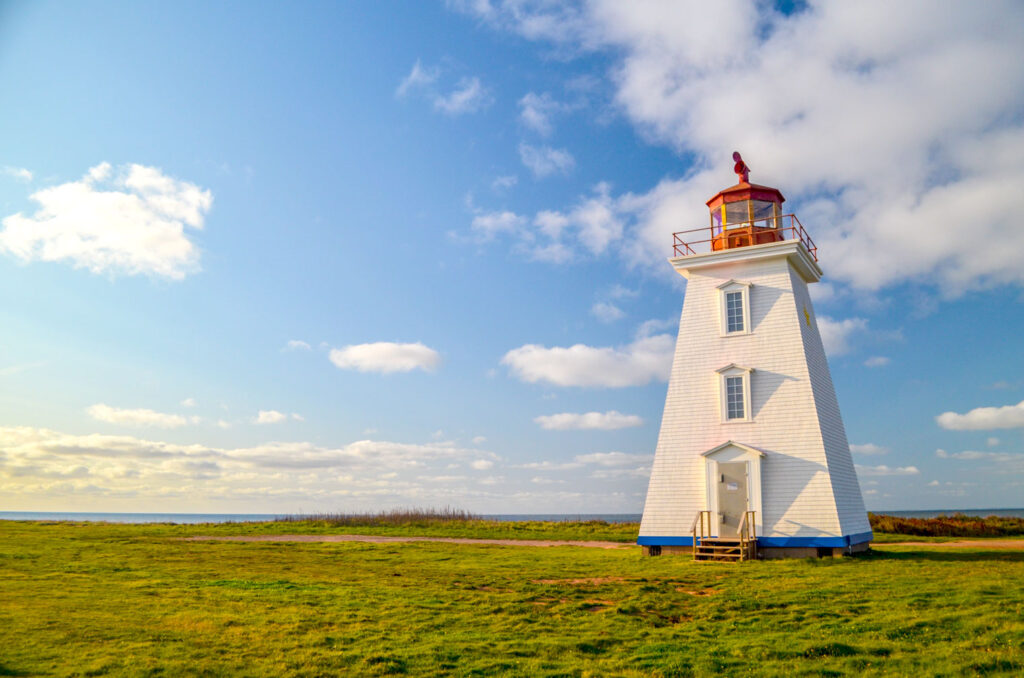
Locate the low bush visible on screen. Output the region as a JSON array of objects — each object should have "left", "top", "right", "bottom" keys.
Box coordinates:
[{"left": 869, "top": 512, "right": 1024, "bottom": 537}]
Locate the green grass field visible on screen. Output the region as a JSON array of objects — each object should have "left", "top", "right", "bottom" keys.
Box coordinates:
[{"left": 1, "top": 520, "right": 1022, "bottom": 676}]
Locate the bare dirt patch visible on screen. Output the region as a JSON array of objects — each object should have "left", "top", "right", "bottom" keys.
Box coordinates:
[
  {"left": 676, "top": 587, "right": 719, "bottom": 596},
  {"left": 531, "top": 577, "right": 628, "bottom": 585}
]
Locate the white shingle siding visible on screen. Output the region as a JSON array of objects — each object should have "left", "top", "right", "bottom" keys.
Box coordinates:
[{"left": 640, "top": 243, "right": 870, "bottom": 540}]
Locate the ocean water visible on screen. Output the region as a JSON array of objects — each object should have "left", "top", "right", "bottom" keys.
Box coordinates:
[{"left": 1, "top": 510, "right": 1022, "bottom": 524}]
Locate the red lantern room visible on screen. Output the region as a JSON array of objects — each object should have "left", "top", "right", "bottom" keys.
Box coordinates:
[{"left": 672, "top": 152, "right": 816, "bottom": 260}]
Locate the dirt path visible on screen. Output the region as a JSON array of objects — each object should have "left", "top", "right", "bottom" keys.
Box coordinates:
[{"left": 183, "top": 534, "right": 632, "bottom": 549}]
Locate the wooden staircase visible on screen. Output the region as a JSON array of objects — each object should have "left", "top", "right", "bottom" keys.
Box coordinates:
[{"left": 691, "top": 510, "right": 758, "bottom": 562}]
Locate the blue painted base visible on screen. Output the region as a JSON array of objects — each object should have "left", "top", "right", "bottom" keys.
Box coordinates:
[{"left": 637, "top": 531, "right": 873, "bottom": 548}]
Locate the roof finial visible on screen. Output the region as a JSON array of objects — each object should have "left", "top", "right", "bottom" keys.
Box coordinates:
[{"left": 732, "top": 151, "right": 750, "bottom": 183}]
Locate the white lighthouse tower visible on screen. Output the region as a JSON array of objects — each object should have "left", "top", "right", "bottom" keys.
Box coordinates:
[{"left": 638, "top": 154, "right": 871, "bottom": 560}]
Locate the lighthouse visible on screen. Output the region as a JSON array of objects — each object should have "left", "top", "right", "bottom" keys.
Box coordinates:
[{"left": 638, "top": 154, "right": 872, "bottom": 560}]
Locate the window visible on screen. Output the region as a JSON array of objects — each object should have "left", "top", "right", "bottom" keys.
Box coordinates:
[
  {"left": 716, "top": 364, "right": 753, "bottom": 423},
  {"left": 726, "top": 376, "right": 745, "bottom": 419},
  {"left": 725, "top": 291, "right": 744, "bottom": 333},
  {"left": 717, "top": 280, "right": 751, "bottom": 336}
]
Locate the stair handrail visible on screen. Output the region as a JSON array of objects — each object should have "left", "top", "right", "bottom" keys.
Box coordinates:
[
  {"left": 737, "top": 511, "right": 748, "bottom": 542},
  {"left": 691, "top": 510, "right": 710, "bottom": 561}
]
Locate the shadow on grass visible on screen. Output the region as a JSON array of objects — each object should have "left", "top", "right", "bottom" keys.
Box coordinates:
[{"left": 865, "top": 548, "right": 1024, "bottom": 563}]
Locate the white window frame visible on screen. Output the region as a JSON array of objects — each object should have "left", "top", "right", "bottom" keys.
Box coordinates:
[
  {"left": 717, "top": 280, "right": 752, "bottom": 337},
  {"left": 716, "top": 364, "right": 753, "bottom": 423}
]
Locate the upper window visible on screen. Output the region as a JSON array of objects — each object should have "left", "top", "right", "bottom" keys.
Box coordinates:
[
  {"left": 716, "top": 364, "right": 753, "bottom": 423},
  {"left": 717, "top": 280, "right": 751, "bottom": 336},
  {"left": 725, "top": 291, "right": 744, "bottom": 333},
  {"left": 726, "top": 376, "right": 745, "bottom": 419}
]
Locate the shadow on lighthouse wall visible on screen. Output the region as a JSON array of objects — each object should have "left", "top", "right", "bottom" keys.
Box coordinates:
[
  {"left": 749, "top": 283, "right": 787, "bottom": 333},
  {"left": 759, "top": 451, "right": 834, "bottom": 535},
  {"left": 751, "top": 369, "right": 797, "bottom": 419}
]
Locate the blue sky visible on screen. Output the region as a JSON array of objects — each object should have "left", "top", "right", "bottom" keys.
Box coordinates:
[{"left": 1, "top": 0, "right": 1022, "bottom": 514}]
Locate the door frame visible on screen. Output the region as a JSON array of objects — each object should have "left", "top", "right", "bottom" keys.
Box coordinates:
[{"left": 702, "top": 441, "right": 764, "bottom": 538}]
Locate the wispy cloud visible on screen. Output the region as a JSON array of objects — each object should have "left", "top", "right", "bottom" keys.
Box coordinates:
[
  {"left": 519, "top": 143, "right": 575, "bottom": 177},
  {"left": 0, "top": 163, "right": 211, "bottom": 279},
  {"left": 817, "top": 316, "right": 868, "bottom": 356},
  {"left": 434, "top": 77, "right": 492, "bottom": 115},
  {"left": 534, "top": 411, "right": 643, "bottom": 431},
  {"left": 254, "top": 410, "right": 303, "bottom": 425},
  {"left": 855, "top": 464, "right": 920, "bottom": 477},
  {"left": 850, "top": 443, "right": 888, "bottom": 456},
  {"left": 591, "top": 301, "right": 624, "bottom": 323},
  {"left": 395, "top": 59, "right": 440, "bottom": 97},
  {"left": 3, "top": 166, "right": 32, "bottom": 182},
  {"left": 518, "top": 91, "right": 572, "bottom": 136},
  {"left": 863, "top": 356, "right": 890, "bottom": 368},
  {"left": 87, "top": 404, "right": 189, "bottom": 429},
  {"left": 329, "top": 342, "right": 441, "bottom": 374},
  {"left": 284, "top": 340, "right": 312, "bottom": 351}
]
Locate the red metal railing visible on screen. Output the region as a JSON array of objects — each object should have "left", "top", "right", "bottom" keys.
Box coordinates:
[{"left": 672, "top": 214, "right": 817, "bottom": 261}]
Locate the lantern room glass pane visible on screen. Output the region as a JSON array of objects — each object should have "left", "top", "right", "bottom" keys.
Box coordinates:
[
  {"left": 751, "top": 200, "right": 774, "bottom": 221},
  {"left": 724, "top": 201, "right": 749, "bottom": 227}
]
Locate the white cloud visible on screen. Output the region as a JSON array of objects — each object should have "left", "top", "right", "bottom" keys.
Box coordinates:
[
  {"left": 855, "top": 464, "right": 920, "bottom": 477},
  {"left": 285, "top": 340, "right": 312, "bottom": 351},
  {"left": 180, "top": 398, "right": 197, "bottom": 408},
  {"left": 434, "top": 77, "right": 491, "bottom": 115},
  {"left": 3, "top": 166, "right": 32, "bottom": 182},
  {"left": 864, "top": 356, "right": 890, "bottom": 368},
  {"left": 456, "top": 1, "right": 1024, "bottom": 294},
  {"left": 254, "top": 410, "right": 287, "bottom": 424},
  {"left": 1, "top": 163, "right": 211, "bottom": 279},
  {"left": 471, "top": 436, "right": 487, "bottom": 444},
  {"left": 534, "top": 210, "right": 570, "bottom": 239},
  {"left": 396, "top": 59, "right": 440, "bottom": 97},
  {"left": 850, "top": 443, "right": 888, "bottom": 456},
  {"left": 518, "top": 92, "right": 571, "bottom": 136},
  {"left": 491, "top": 175, "right": 518, "bottom": 190},
  {"left": 608, "top": 284, "right": 638, "bottom": 300},
  {"left": 531, "top": 476, "right": 566, "bottom": 485},
  {"left": 254, "top": 410, "right": 302, "bottom": 425},
  {"left": 574, "top": 451, "right": 651, "bottom": 467},
  {"left": 87, "top": 404, "right": 188, "bottom": 429},
  {"left": 329, "top": 342, "right": 441, "bottom": 374},
  {"left": 817, "top": 316, "right": 868, "bottom": 356},
  {"left": 591, "top": 301, "right": 624, "bottom": 323},
  {"left": 502, "top": 326, "right": 673, "bottom": 388},
  {"left": 987, "top": 437, "right": 1000, "bottom": 447},
  {"left": 534, "top": 411, "right": 643, "bottom": 430},
  {"left": 467, "top": 183, "right": 625, "bottom": 263},
  {"left": 0, "top": 425, "right": 501, "bottom": 507},
  {"left": 470, "top": 459, "right": 494, "bottom": 470},
  {"left": 935, "top": 448, "right": 1022, "bottom": 463},
  {"left": 519, "top": 143, "right": 575, "bottom": 178},
  {"left": 936, "top": 400, "right": 1024, "bottom": 430},
  {"left": 471, "top": 210, "right": 526, "bottom": 240}
]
